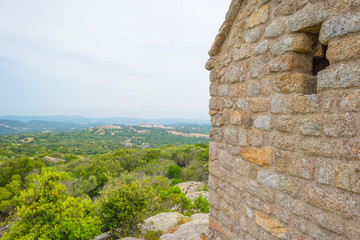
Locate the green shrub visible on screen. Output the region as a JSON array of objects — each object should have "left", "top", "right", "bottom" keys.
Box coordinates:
[
  {"left": 167, "top": 164, "right": 182, "bottom": 179},
  {"left": 192, "top": 194, "right": 209, "bottom": 213},
  {"left": 1, "top": 172, "right": 101, "bottom": 240},
  {"left": 144, "top": 230, "right": 162, "bottom": 240},
  {"left": 97, "top": 179, "right": 156, "bottom": 238}
]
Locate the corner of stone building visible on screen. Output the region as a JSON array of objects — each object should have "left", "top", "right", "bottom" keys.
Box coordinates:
[{"left": 206, "top": 0, "right": 360, "bottom": 239}]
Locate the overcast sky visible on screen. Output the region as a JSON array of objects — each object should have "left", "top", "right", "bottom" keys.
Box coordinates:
[{"left": 0, "top": 0, "right": 231, "bottom": 120}]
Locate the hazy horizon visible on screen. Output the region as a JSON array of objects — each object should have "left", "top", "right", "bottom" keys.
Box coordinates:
[{"left": 0, "top": 0, "right": 231, "bottom": 119}]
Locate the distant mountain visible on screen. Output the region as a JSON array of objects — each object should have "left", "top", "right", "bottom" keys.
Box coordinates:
[
  {"left": 0, "top": 115, "right": 210, "bottom": 126},
  {"left": 0, "top": 119, "right": 101, "bottom": 135}
]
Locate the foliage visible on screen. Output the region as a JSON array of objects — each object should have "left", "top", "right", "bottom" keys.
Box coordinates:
[
  {"left": 0, "top": 127, "right": 210, "bottom": 237},
  {"left": 143, "top": 230, "right": 162, "bottom": 240},
  {"left": 0, "top": 157, "right": 44, "bottom": 216},
  {"left": 97, "top": 178, "right": 156, "bottom": 238},
  {"left": 192, "top": 194, "right": 209, "bottom": 213},
  {"left": 167, "top": 164, "right": 182, "bottom": 179},
  {"left": 1, "top": 172, "right": 101, "bottom": 240}
]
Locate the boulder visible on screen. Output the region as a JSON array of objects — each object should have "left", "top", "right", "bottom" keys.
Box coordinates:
[
  {"left": 142, "top": 212, "right": 186, "bottom": 234},
  {"left": 119, "top": 238, "right": 143, "bottom": 240},
  {"left": 160, "top": 213, "right": 213, "bottom": 240},
  {"left": 175, "top": 181, "right": 208, "bottom": 202},
  {"left": 93, "top": 233, "right": 111, "bottom": 240}
]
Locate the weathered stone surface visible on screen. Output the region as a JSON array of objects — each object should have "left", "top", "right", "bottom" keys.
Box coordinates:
[
  {"left": 223, "top": 98, "right": 233, "bottom": 108},
  {"left": 339, "top": 91, "right": 360, "bottom": 112},
  {"left": 224, "top": 63, "right": 242, "bottom": 83},
  {"left": 254, "top": 115, "right": 271, "bottom": 131},
  {"left": 224, "top": 126, "right": 239, "bottom": 146},
  {"left": 241, "top": 113, "right": 253, "bottom": 129},
  {"left": 240, "top": 147, "right": 273, "bottom": 167},
  {"left": 271, "top": 33, "right": 315, "bottom": 56},
  {"left": 206, "top": 1, "right": 360, "bottom": 239},
  {"left": 250, "top": 98, "right": 269, "bottom": 112},
  {"left": 210, "top": 128, "right": 223, "bottom": 142},
  {"left": 300, "top": 138, "right": 336, "bottom": 157},
  {"left": 327, "top": 34, "right": 360, "bottom": 64},
  {"left": 316, "top": 158, "right": 335, "bottom": 185},
  {"left": 272, "top": 134, "right": 296, "bottom": 151},
  {"left": 271, "top": 95, "right": 288, "bottom": 113},
  {"left": 210, "top": 114, "right": 223, "bottom": 127},
  {"left": 229, "top": 84, "right": 246, "bottom": 97},
  {"left": 160, "top": 214, "right": 213, "bottom": 240},
  {"left": 247, "top": 5, "right": 269, "bottom": 28},
  {"left": 279, "top": 175, "right": 301, "bottom": 198},
  {"left": 265, "top": 18, "right": 286, "bottom": 38},
  {"left": 304, "top": 184, "right": 359, "bottom": 218},
  {"left": 288, "top": 3, "right": 329, "bottom": 33},
  {"left": 209, "top": 84, "right": 217, "bottom": 97},
  {"left": 274, "top": 73, "right": 311, "bottom": 94},
  {"left": 247, "top": 82, "right": 261, "bottom": 97},
  {"left": 336, "top": 163, "right": 360, "bottom": 193},
  {"left": 209, "top": 23, "right": 232, "bottom": 57},
  {"left": 245, "top": 27, "right": 261, "bottom": 43},
  {"left": 120, "top": 237, "right": 142, "bottom": 240},
  {"left": 230, "top": 110, "right": 241, "bottom": 126},
  {"left": 320, "top": 11, "right": 360, "bottom": 44},
  {"left": 254, "top": 40, "right": 269, "bottom": 55},
  {"left": 205, "top": 58, "right": 216, "bottom": 71},
  {"left": 257, "top": 169, "right": 279, "bottom": 189},
  {"left": 142, "top": 212, "right": 186, "bottom": 233},
  {"left": 290, "top": 95, "right": 320, "bottom": 113},
  {"left": 323, "top": 113, "right": 356, "bottom": 137},
  {"left": 94, "top": 233, "right": 111, "bottom": 240},
  {"left": 247, "top": 130, "right": 264, "bottom": 147},
  {"left": 254, "top": 211, "right": 286, "bottom": 239},
  {"left": 232, "top": 45, "right": 251, "bottom": 61},
  {"left": 249, "top": 57, "right": 267, "bottom": 79},
  {"left": 269, "top": 53, "right": 312, "bottom": 73},
  {"left": 247, "top": 181, "right": 276, "bottom": 204},
  {"left": 209, "top": 98, "right": 222, "bottom": 110},
  {"left": 299, "top": 117, "right": 321, "bottom": 136},
  {"left": 317, "top": 62, "right": 360, "bottom": 90},
  {"left": 176, "top": 181, "right": 208, "bottom": 202},
  {"left": 274, "top": 116, "right": 296, "bottom": 133},
  {"left": 275, "top": 0, "right": 307, "bottom": 16},
  {"left": 237, "top": 99, "right": 249, "bottom": 111},
  {"left": 217, "top": 85, "right": 229, "bottom": 97},
  {"left": 340, "top": 140, "right": 360, "bottom": 161},
  {"left": 289, "top": 156, "right": 314, "bottom": 180}
]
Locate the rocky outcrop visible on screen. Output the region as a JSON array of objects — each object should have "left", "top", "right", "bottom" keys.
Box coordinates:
[
  {"left": 160, "top": 213, "right": 213, "bottom": 240},
  {"left": 175, "top": 181, "right": 208, "bottom": 202},
  {"left": 141, "top": 212, "right": 186, "bottom": 234}
]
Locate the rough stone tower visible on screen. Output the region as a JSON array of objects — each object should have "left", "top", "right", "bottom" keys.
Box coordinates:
[{"left": 206, "top": 0, "right": 360, "bottom": 239}]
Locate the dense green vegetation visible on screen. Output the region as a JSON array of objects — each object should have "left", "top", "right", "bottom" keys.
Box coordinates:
[
  {"left": 0, "top": 125, "right": 209, "bottom": 161},
  {"left": 0, "top": 126, "right": 210, "bottom": 239}
]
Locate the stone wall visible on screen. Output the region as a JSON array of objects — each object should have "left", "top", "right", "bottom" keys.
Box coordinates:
[{"left": 206, "top": 0, "right": 360, "bottom": 239}]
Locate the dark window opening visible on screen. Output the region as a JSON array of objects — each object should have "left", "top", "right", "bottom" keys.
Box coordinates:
[{"left": 313, "top": 44, "right": 330, "bottom": 76}]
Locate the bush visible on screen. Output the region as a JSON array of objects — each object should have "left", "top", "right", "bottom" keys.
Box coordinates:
[
  {"left": 167, "top": 164, "right": 182, "bottom": 179},
  {"left": 97, "top": 179, "right": 156, "bottom": 238},
  {"left": 1, "top": 172, "right": 101, "bottom": 240},
  {"left": 192, "top": 194, "right": 209, "bottom": 213}
]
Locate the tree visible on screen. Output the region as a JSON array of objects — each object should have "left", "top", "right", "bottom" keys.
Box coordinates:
[
  {"left": 97, "top": 179, "right": 155, "bottom": 238},
  {"left": 1, "top": 172, "right": 101, "bottom": 240}
]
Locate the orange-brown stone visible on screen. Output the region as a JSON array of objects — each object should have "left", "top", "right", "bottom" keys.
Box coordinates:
[
  {"left": 275, "top": 73, "right": 310, "bottom": 93},
  {"left": 230, "top": 110, "right": 242, "bottom": 126},
  {"left": 254, "top": 211, "right": 287, "bottom": 239},
  {"left": 247, "top": 5, "right": 269, "bottom": 28},
  {"left": 240, "top": 147, "right": 273, "bottom": 167}
]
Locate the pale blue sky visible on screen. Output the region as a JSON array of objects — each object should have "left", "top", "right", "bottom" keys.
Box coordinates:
[{"left": 0, "top": 0, "right": 230, "bottom": 119}]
